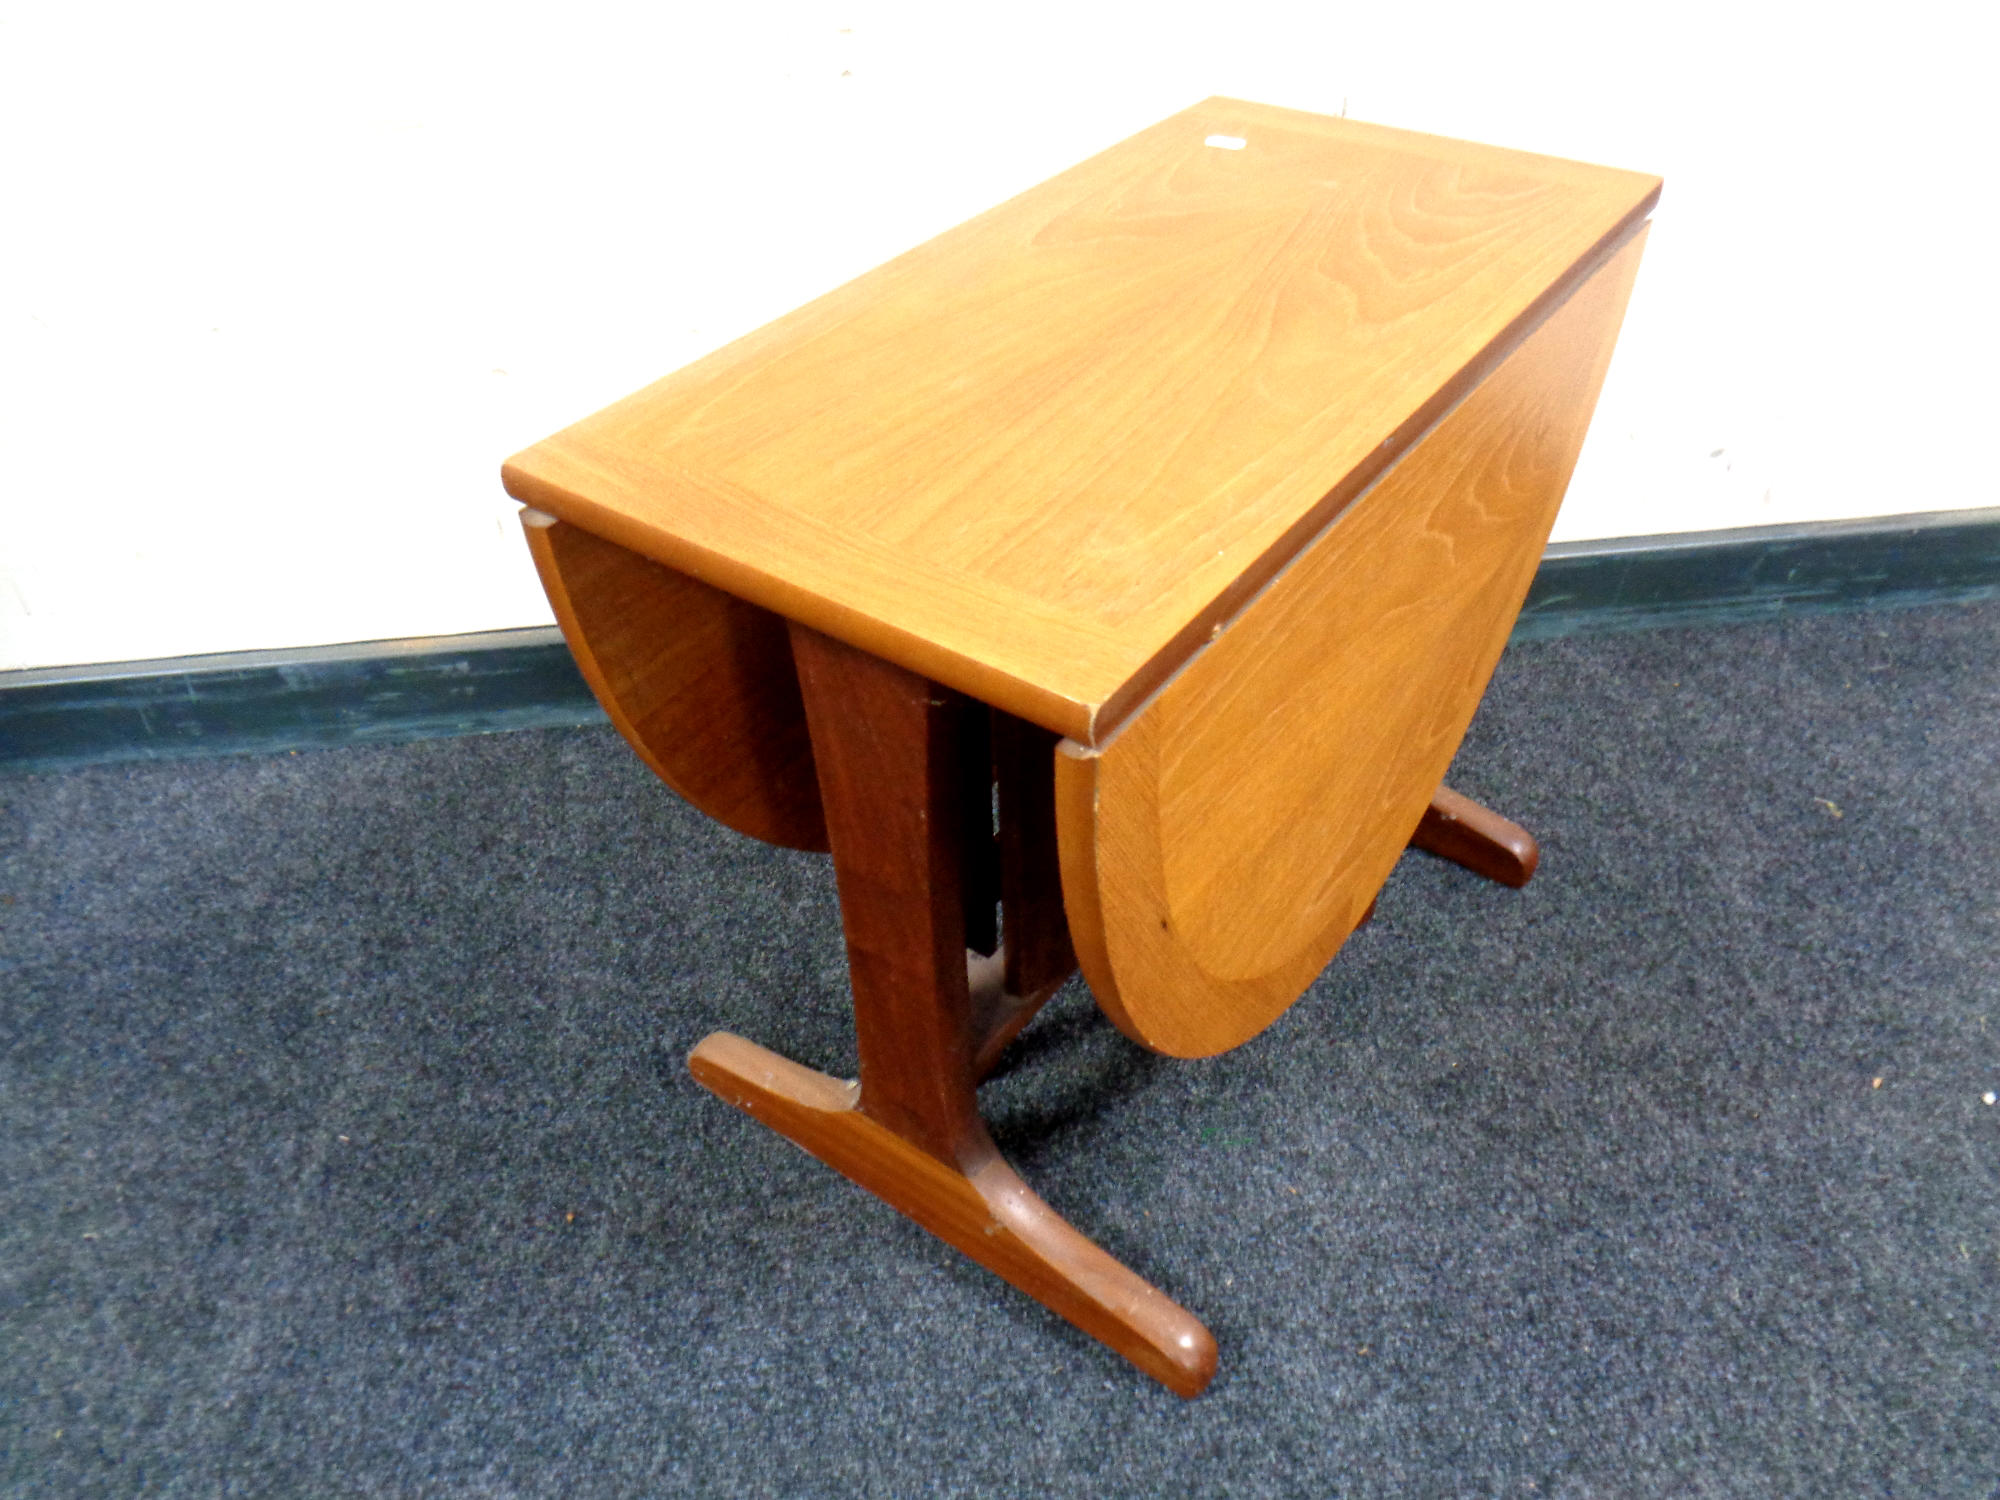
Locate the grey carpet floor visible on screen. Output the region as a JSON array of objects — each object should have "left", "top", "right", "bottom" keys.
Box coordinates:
[{"left": 3, "top": 600, "right": 1997, "bottom": 1498}]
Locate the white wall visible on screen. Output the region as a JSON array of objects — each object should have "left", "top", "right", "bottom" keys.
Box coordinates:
[{"left": 2, "top": 0, "right": 1991, "bottom": 670}]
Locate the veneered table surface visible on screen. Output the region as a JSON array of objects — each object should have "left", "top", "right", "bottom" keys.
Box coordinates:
[{"left": 502, "top": 97, "right": 1659, "bottom": 743}]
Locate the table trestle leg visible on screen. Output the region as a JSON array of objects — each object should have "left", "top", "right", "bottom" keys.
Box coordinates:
[{"left": 688, "top": 623, "right": 1215, "bottom": 1397}]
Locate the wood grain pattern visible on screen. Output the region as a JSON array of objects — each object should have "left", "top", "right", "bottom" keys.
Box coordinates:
[
  {"left": 521, "top": 510, "right": 826, "bottom": 850},
  {"left": 1411, "top": 785, "right": 1540, "bottom": 888},
  {"left": 1056, "top": 228, "right": 1649, "bottom": 1058},
  {"left": 503, "top": 99, "right": 1659, "bottom": 742}
]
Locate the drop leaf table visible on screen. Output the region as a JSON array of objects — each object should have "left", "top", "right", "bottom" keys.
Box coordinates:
[{"left": 501, "top": 98, "right": 1658, "bottom": 1397}]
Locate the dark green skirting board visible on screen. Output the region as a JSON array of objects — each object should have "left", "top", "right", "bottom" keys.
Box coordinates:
[
  {"left": 0, "top": 630, "right": 599, "bottom": 774},
  {"left": 1515, "top": 506, "right": 2000, "bottom": 640},
  {"left": 4, "top": 507, "right": 1996, "bottom": 774}
]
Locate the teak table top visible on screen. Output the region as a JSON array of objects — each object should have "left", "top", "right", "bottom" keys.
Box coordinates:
[{"left": 502, "top": 98, "right": 1660, "bottom": 743}]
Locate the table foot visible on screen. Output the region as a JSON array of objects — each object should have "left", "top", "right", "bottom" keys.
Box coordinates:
[
  {"left": 689, "top": 1030, "right": 1218, "bottom": 1398},
  {"left": 1410, "top": 784, "right": 1540, "bottom": 888}
]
